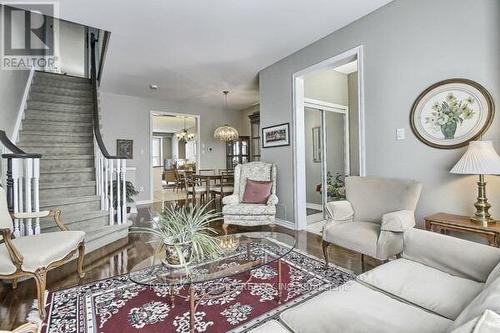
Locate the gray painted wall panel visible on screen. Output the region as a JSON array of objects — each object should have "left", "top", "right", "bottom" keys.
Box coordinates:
[{"left": 260, "top": 0, "right": 500, "bottom": 225}]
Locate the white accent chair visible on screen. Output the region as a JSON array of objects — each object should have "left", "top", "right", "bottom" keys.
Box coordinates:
[
  {"left": 0, "top": 187, "right": 86, "bottom": 319},
  {"left": 322, "top": 176, "right": 422, "bottom": 270},
  {"left": 222, "top": 162, "right": 278, "bottom": 233}
]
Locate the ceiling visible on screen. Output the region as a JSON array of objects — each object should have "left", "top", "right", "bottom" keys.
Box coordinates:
[
  {"left": 153, "top": 115, "right": 196, "bottom": 133},
  {"left": 334, "top": 60, "right": 358, "bottom": 74},
  {"left": 36, "top": 0, "right": 391, "bottom": 110}
]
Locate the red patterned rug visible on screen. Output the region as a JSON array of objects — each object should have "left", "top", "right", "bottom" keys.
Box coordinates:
[{"left": 40, "top": 249, "right": 353, "bottom": 333}]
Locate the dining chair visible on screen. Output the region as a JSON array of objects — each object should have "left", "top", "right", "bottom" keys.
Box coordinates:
[{"left": 186, "top": 175, "right": 210, "bottom": 204}]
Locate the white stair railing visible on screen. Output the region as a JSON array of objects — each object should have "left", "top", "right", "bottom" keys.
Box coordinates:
[
  {"left": 1, "top": 130, "right": 42, "bottom": 237},
  {"left": 94, "top": 146, "right": 127, "bottom": 225}
]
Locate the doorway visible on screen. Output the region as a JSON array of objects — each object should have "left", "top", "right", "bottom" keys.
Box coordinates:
[
  {"left": 293, "top": 46, "right": 365, "bottom": 231},
  {"left": 149, "top": 111, "right": 200, "bottom": 203}
]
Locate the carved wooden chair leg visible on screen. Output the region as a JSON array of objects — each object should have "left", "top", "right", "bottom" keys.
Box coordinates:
[
  {"left": 322, "top": 240, "right": 330, "bottom": 268},
  {"left": 33, "top": 268, "right": 47, "bottom": 319},
  {"left": 361, "top": 254, "right": 366, "bottom": 273},
  {"left": 77, "top": 243, "right": 86, "bottom": 279},
  {"left": 222, "top": 223, "right": 229, "bottom": 235},
  {"left": 12, "top": 278, "right": 18, "bottom": 289},
  {"left": 12, "top": 322, "right": 38, "bottom": 333}
]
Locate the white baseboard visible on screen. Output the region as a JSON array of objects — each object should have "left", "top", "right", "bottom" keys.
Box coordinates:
[
  {"left": 275, "top": 218, "right": 295, "bottom": 230},
  {"left": 306, "top": 203, "right": 323, "bottom": 210},
  {"left": 12, "top": 68, "right": 35, "bottom": 142}
]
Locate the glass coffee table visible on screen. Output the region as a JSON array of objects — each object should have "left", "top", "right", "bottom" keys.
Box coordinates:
[{"left": 129, "top": 231, "right": 296, "bottom": 333}]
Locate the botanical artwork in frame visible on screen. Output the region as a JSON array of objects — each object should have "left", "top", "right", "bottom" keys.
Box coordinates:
[
  {"left": 312, "top": 126, "right": 321, "bottom": 162},
  {"left": 262, "top": 123, "right": 290, "bottom": 148},
  {"left": 410, "top": 79, "right": 494, "bottom": 149},
  {"left": 117, "top": 139, "right": 133, "bottom": 159}
]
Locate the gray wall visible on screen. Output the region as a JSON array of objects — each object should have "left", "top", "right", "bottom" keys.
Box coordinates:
[
  {"left": 0, "top": 71, "right": 29, "bottom": 139},
  {"left": 100, "top": 92, "right": 242, "bottom": 202},
  {"left": 259, "top": 0, "right": 500, "bottom": 225}
]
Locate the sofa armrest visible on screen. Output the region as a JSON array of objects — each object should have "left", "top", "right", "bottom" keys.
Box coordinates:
[
  {"left": 325, "top": 200, "right": 354, "bottom": 222},
  {"left": 222, "top": 194, "right": 239, "bottom": 205},
  {"left": 403, "top": 228, "right": 500, "bottom": 282},
  {"left": 267, "top": 194, "right": 279, "bottom": 206},
  {"left": 381, "top": 210, "right": 415, "bottom": 232}
]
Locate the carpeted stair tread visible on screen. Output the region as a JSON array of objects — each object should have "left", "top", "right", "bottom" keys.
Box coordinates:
[
  {"left": 40, "top": 167, "right": 94, "bottom": 174},
  {"left": 20, "top": 142, "right": 93, "bottom": 148},
  {"left": 85, "top": 222, "right": 131, "bottom": 242},
  {"left": 29, "top": 92, "right": 92, "bottom": 105},
  {"left": 21, "top": 120, "right": 92, "bottom": 132},
  {"left": 20, "top": 130, "right": 93, "bottom": 137},
  {"left": 40, "top": 181, "right": 96, "bottom": 189},
  {"left": 27, "top": 101, "right": 93, "bottom": 113},
  {"left": 40, "top": 195, "right": 100, "bottom": 207},
  {"left": 31, "top": 85, "right": 92, "bottom": 98},
  {"left": 25, "top": 109, "right": 92, "bottom": 121},
  {"left": 42, "top": 154, "right": 94, "bottom": 160},
  {"left": 41, "top": 210, "right": 108, "bottom": 230},
  {"left": 34, "top": 71, "right": 91, "bottom": 83}
]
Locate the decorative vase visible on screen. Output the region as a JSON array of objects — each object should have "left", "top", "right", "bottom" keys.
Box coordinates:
[
  {"left": 163, "top": 241, "right": 193, "bottom": 267},
  {"left": 441, "top": 121, "right": 457, "bottom": 139}
]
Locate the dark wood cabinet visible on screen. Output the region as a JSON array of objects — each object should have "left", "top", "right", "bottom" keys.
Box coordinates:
[
  {"left": 226, "top": 136, "right": 250, "bottom": 169},
  {"left": 249, "top": 111, "right": 260, "bottom": 161}
]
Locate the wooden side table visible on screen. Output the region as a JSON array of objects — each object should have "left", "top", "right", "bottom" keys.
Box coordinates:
[{"left": 424, "top": 213, "right": 500, "bottom": 247}]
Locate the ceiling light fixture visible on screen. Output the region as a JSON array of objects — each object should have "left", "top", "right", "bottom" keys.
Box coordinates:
[
  {"left": 214, "top": 91, "right": 239, "bottom": 142},
  {"left": 150, "top": 84, "right": 158, "bottom": 90},
  {"left": 176, "top": 117, "right": 195, "bottom": 143}
]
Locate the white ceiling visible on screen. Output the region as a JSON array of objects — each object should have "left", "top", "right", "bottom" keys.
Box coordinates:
[
  {"left": 36, "top": 0, "right": 391, "bottom": 110},
  {"left": 153, "top": 115, "right": 196, "bottom": 133}
]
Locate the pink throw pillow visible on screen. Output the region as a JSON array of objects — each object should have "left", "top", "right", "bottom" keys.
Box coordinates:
[{"left": 242, "top": 179, "right": 273, "bottom": 204}]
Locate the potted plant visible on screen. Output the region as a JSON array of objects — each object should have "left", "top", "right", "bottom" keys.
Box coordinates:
[
  {"left": 131, "top": 202, "right": 222, "bottom": 267},
  {"left": 316, "top": 172, "right": 346, "bottom": 200},
  {"left": 110, "top": 180, "right": 139, "bottom": 213}
]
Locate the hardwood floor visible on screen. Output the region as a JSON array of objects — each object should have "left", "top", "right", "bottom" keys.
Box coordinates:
[{"left": 0, "top": 201, "right": 381, "bottom": 330}]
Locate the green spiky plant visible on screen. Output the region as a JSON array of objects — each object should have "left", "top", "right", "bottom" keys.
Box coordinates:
[{"left": 131, "top": 201, "right": 222, "bottom": 266}]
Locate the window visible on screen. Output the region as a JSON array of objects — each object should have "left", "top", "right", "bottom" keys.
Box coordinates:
[{"left": 152, "top": 136, "right": 163, "bottom": 167}]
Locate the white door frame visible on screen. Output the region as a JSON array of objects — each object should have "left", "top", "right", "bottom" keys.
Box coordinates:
[
  {"left": 149, "top": 111, "right": 201, "bottom": 202},
  {"left": 293, "top": 45, "right": 366, "bottom": 230}
]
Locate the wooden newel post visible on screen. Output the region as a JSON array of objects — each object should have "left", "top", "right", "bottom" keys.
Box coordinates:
[{"left": 6, "top": 157, "right": 14, "bottom": 213}]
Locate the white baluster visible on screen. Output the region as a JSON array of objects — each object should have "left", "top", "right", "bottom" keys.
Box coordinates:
[
  {"left": 109, "top": 159, "right": 114, "bottom": 225},
  {"left": 33, "top": 158, "right": 40, "bottom": 235},
  {"left": 24, "top": 158, "right": 33, "bottom": 236},
  {"left": 12, "top": 159, "right": 20, "bottom": 238},
  {"left": 95, "top": 146, "right": 100, "bottom": 197},
  {"left": 116, "top": 159, "right": 121, "bottom": 225},
  {"left": 122, "top": 249, "right": 128, "bottom": 273},
  {"left": 121, "top": 159, "right": 127, "bottom": 224},
  {"left": 104, "top": 158, "right": 109, "bottom": 211},
  {"left": 17, "top": 159, "right": 25, "bottom": 236}
]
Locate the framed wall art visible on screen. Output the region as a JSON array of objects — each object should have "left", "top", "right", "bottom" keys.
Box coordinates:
[
  {"left": 262, "top": 123, "right": 290, "bottom": 148},
  {"left": 117, "top": 139, "right": 134, "bottom": 159},
  {"left": 410, "top": 79, "right": 494, "bottom": 149}
]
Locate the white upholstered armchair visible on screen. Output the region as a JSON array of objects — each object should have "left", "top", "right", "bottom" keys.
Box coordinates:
[
  {"left": 322, "top": 176, "right": 422, "bottom": 270},
  {"left": 0, "top": 187, "right": 86, "bottom": 319},
  {"left": 222, "top": 162, "right": 278, "bottom": 233}
]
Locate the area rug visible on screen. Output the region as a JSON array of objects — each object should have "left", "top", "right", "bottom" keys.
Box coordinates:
[{"left": 40, "top": 248, "right": 354, "bottom": 333}]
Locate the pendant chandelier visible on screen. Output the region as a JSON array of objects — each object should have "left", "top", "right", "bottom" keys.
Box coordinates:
[
  {"left": 176, "top": 117, "right": 195, "bottom": 143},
  {"left": 214, "top": 91, "right": 239, "bottom": 142}
]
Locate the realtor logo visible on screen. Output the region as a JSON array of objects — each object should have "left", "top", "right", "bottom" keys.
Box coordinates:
[{"left": 1, "top": 2, "right": 58, "bottom": 70}]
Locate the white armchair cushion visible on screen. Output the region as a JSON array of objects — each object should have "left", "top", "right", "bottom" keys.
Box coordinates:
[
  {"left": 451, "top": 310, "right": 500, "bottom": 333},
  {"left": 222, "top": 194, "right": 239, "bottom": 205},
  {"left": 267, "top": 194, "right": 279, "bottom": 206},
  {"left": 323, "top": 221, "right": 379, "bottom": 258},
  {"left": 358, "top": 258, "right": 484, "bottom": 320},
  {"left": 223, "top": 203, "right": 276, "bottom": 216},
  {"left": 0, "top": 231, "right": 84, "bottom": 274},
  {"left": 381, "top": 210, "right": 416, "bottom": 232},
  {"left": 325, "top": 200, "right": 354, "bottom": 221}
]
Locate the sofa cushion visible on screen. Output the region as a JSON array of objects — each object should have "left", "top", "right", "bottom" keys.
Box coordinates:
[
  {"left": 248, "top": 320, "right": 290, "bottom": 333},
  {"left": 358, "top": 258, "right": 483, "bottom": 320},
  {"left": 222, "top": 203, "right": 276, "bottom": 216},
  {"left": 323, "top": 221, "right": 379, "bottom": 258},
  {"left": 280, "top": 280, "right": 452, "bottom": 333},
  {"left": 485, "top": 262, "right": 500, "bottom": 288},
  {"left": 451, "top": 310, "right": 500, "bottom": 333},
  {"left": 453, "top": 276, "right": 500, "bottom": 328},
  {"left": 0, "top": 231, "right": 84, "bottom": 274}
]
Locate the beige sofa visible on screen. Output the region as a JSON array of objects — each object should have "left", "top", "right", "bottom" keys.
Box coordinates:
[{"left": 252, "top": 228, "right": 500, "bottom": 332}]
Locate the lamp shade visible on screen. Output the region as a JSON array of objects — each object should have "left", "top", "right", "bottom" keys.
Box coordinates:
[
  {"left": 214, "top": 124, "right": 239, "bottom": 142},
  {"left": 450, "top": 141, "right": 500, "bottom": 175}
]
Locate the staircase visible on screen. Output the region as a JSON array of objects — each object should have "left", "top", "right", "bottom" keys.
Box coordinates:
[{"left": 18, "top": 71, "right": 130, "bottom": 253}]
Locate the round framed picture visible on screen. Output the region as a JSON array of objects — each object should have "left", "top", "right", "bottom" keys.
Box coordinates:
[{"left": 410, "top": 79, "right": 494, "bottom": 149}]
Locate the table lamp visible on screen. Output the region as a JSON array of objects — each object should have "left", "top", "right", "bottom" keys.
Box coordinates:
[{"left": 450, "top": 141, "right": 500, "bottom": 224}]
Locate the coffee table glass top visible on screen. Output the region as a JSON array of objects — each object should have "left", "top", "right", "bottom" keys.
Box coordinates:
[{"left": 129, "top": 231, "right": 296, "bottom": 287}]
